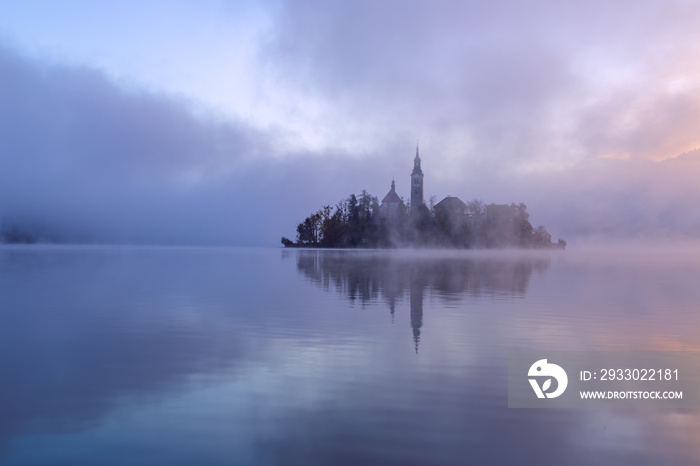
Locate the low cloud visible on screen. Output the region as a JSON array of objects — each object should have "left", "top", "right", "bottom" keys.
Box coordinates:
[
  {"left": 0, "top": 43, "right": 276, "bottom": 245},
  {"left": 266, "top": 0, "right": 700, "bottom": 164}
]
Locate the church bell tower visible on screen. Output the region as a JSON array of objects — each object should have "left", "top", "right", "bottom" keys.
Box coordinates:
[{"left": 410, "top": 145, "right": 424, "bottom": 209}]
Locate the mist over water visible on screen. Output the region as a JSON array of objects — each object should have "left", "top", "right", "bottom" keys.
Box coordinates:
[{"left": 1, "top": 245, "right": 700, "bottom": 465}]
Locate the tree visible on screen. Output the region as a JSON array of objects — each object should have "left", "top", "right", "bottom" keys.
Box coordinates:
[
  {"left": 532, "top": 226, "right": 552, "bottom": 248},
  {"left": 320, "top": 209, "right": 344, "bottom": 247},
  {"left": 428, "top": 195, "right": 437, "bottom": 212},
  {"left": 296, "top": 217, "right": 315, "bottom": 245},
  {"left": 466, "top": 198, "right": 484, "bottom": 215}
]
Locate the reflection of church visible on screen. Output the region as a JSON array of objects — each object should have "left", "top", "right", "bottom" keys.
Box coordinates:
[{"left": 292, "top": 250, "right": 549, "bottom": 354}]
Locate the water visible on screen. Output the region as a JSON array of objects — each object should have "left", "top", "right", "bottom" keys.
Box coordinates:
[{"left": 1, "top": 245, "right": 699, "bottom": 465}]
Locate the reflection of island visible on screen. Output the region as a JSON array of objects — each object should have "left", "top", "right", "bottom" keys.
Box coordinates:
[{"left": 295, "top": 251, "right": 551, "bottom": 352}]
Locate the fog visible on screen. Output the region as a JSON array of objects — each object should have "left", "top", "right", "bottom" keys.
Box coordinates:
[
  {"left": 1, "top": 1, "right": 699, "bottom": 247},
  {"left": 0, "top": 43, "right": 365, "bottom": 246}
]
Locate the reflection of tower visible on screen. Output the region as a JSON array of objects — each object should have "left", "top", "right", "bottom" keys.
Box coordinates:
[
  {"left": 293, "top": 251, "right": 551, "bottom": 355},
  {"left": 410, "top": 145, "right": 424, "bottom": 209},
  {"left": 409, "top": 280, "right": 424, "bottom": 354}
]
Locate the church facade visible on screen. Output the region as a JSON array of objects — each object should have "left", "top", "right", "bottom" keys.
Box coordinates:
[{"left": 380, "top": 179, "right": 403, "bottom": 219}]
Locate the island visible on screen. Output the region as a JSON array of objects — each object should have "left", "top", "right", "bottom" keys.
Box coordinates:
[{"left": 283, "top": 147, "right": 566, "bottom": 249}]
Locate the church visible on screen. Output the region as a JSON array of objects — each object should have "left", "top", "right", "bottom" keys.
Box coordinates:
[
  {"left": 380, "top": 146, "right": 469, "bottom": 221},
  {"left": 380, "top": 145, "right": 426, "bottom": 219}
]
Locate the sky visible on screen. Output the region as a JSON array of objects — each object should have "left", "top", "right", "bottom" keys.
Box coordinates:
[{"left": 0, "top": 0, "right": 699, "bottom": 246}]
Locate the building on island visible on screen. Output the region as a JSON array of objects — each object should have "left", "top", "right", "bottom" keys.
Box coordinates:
[
  {"left": 381, "top": 146, "right": 455, "bottom": 218},
  {"left": 380, "top": 145, "right": 426, "bottom": 220},
  {"left": 434, "top": 196, "right": 468, "bottom": 223},
  {"left": 380, "top": 180, "right": 404, "bottom": 219}
]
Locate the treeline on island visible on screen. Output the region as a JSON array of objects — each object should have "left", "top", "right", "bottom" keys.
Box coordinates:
[{"left": 282, "top": 191, "right": 566, "bottom": 249}]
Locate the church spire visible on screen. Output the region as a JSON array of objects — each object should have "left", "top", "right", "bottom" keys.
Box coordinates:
[
  {"left": 410, "top": 144, "right": 424, "bottom": 208},
  {"left": 412, "top": 145, "right": 423, "bottom": 176}
]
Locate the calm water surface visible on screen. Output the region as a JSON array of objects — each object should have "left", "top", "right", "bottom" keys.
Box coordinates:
[{"left": 1, "top": 246, "right": 699, "bottom": 465}]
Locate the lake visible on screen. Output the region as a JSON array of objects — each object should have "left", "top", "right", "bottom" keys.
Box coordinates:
[{"left": 1, "top": 245, "right": 699, "bottom": 465}]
